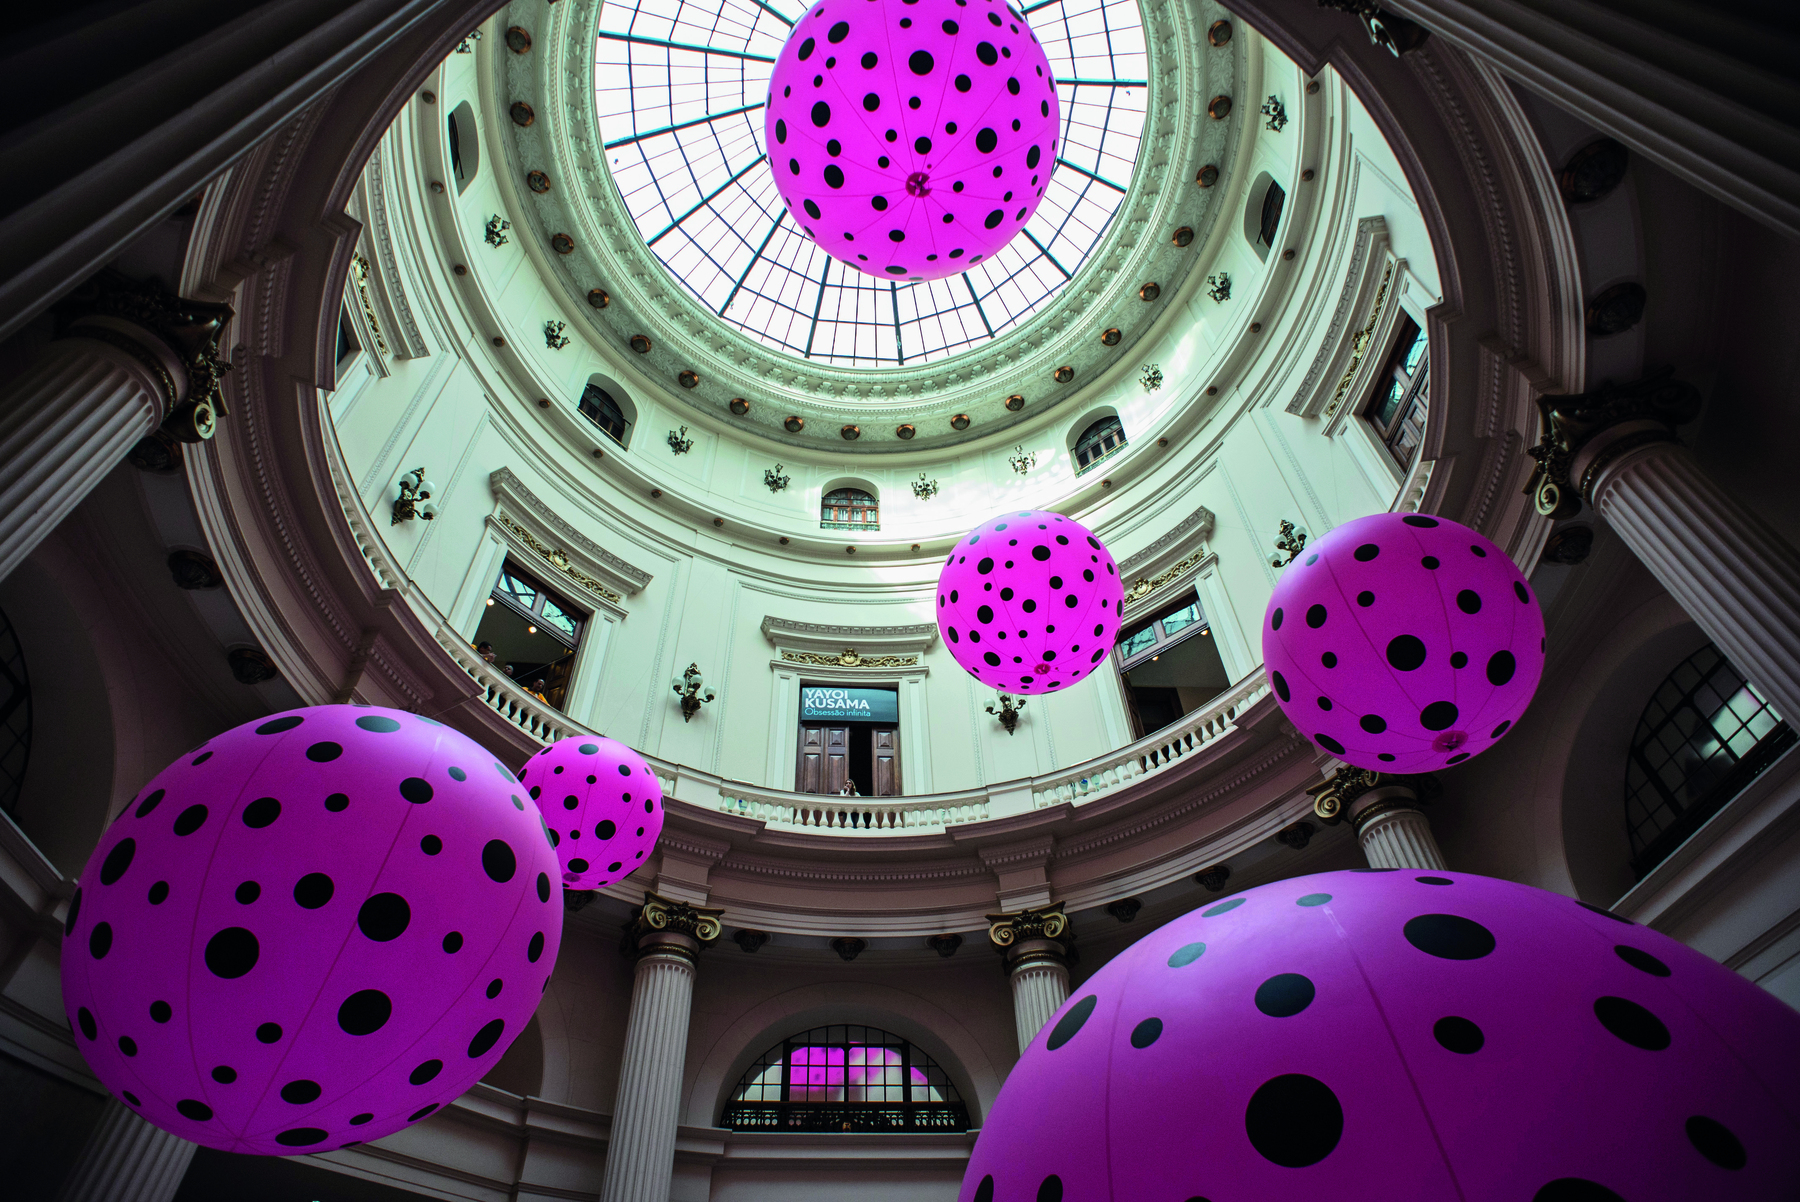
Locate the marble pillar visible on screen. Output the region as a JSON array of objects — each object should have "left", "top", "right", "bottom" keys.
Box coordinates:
[
  {"left": 1349, "top": 786, "right": 1449, "bottom": 871},
  {"left": 988, "top": 904, "right": 1074, "bottom": 1053},
  {"left": 55, "top": 1099, "right": 195, "bottom": 1202}
]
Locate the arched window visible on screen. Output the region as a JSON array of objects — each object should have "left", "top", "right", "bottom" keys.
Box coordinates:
[
  {"left": 722, "top": 1025, "right": 968, "bottom": 1132},
  {"left": 579, "top": 382, "right": 630, "bottom": 446},
  {"left": 1625, "top": 643, "right": 1793, "bottom": 876},
  {"left": 1073, "top": 415, "right": 1126, "bottom": 474},
  {"left": 1258, "top": 179, "right": 1285, "bottom": 249},
  {"left": 821, "top": 488, "right": 879, "bottom": 530},
  {"left": 448, "top": 101, "right": 480, "bottom": 194}
]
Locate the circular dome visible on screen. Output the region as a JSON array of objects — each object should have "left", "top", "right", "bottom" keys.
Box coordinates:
[{"left": 763, "top": 0, "right": 1062, "bottom": 282}]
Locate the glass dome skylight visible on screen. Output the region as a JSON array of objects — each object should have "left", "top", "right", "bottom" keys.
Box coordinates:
[{"left": 595, "top": 0, "right": 1146, "bottom": 368}]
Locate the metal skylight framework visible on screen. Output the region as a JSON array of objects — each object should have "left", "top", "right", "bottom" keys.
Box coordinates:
[{"left": 595, "top": 0, "right": 1146, "bottom": 367}]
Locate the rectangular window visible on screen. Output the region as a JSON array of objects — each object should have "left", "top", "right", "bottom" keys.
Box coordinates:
[
  {"left": 472, "top": 562, "right": 585, "bottom": 711},
  {"left": 1361, "top": 315, "right": 1429, "bottom": 468},
  {"left": 796, "top": 686, "right": 901, "bottom": 798},
  {"left": 1116, "top": 592, "right": 1231, "bottom": 738}
]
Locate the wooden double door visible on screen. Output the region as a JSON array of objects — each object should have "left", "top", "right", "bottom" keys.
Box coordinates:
[{"left": 797, "top": 725, "right": 900, "bottom": 797}]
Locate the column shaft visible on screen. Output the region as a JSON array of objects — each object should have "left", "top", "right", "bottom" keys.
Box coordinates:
[
  {"left": 1358, "top": 808, "right": 1449, "bottom": 871},
  {"left": 56, "top": 1098, "right": 195, "bottom": 1202},
  {"left": 598, "top": 950, "right": 696, "bottom": 1202},
  {"left": 1593, "top": 440, "right": 1800, "bottom": 723},
  {"left": 1010, "top": 960, "right": 1071, "bottom": 1051}
]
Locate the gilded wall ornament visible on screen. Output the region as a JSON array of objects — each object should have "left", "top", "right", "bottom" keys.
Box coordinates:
[
  {"left": 987, "top": 903, "right": 1069, "bottom": 948},
  {"left": 496, "top": 515, "right": 622, "bottom": 602},
  {"left": 778, "top": 648, "right": 919, "bottom": 669}
]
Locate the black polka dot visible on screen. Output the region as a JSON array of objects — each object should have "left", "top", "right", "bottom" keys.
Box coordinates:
[
  {"left": 443, "top": 931, "right": 464, "bottom": 953},
  {"left": 1357, "top": 590, "right": 1375, "bottom": 607},
  {"left": 276, "top": 1128, "right": 328, "bottom": 1147},
  {"left": 469, "top": 1018, "right": 507, "bottom": 1058},
  {"left": 1322, "top": 652, "right": 1337, "bottom": 668},
  {"left": 257, "top": 716, "right": 304, "bottom": 734},
  {"left": 482, "top": 839, "right": 518, "bottom": 883},
  {"left": 1305, "top": 604, "right": 1328, "bottom": 628},
  {"left": 1204, "top": 898, "right": 1245, "bottom": 916},
  {"left": 325, "top": 793, "right": 349, "bottom": 812},
  {"left": 1433, "top": 1015, "right": 1484, "bottom": 1053},
  {"left": 955, "top": 73, "right": 972, "bottom": 92},
  {"left": 1036, "top": 1175, "right": 1062, "bottom": 1202},
  {"left": 242, "top": 797, "right": 280, "bottom": 828},
  {"left": 150, "top": 1000, "right": 172, "bottom": 1023},
  {"left": 1614, "top": 944, "right": 1671, "bottom": 977},
  {"left": 1045, "top": 995, "right": 1097, "bottom": 1050},
  {"left": 1420, "top": 701, "right": 1459, "bottom": 730},
  {"left": 1361, "top": 714, "right": 1387, "bottom": 733},
  {"left": 1271, "top": 670, "right": 1289, "bottom": 702},
  {"left": 148, "top": 880, "right": 169, "bottom": 904},
  {"left": 421, "top": 834, "right": 443, "bottom": 855},
  {"left": 235, "top": 880, "right": 260, "bottom": 904},
  {"left": 1593, "top": 996, "right": 1670, "bottom": 1050},
  {"left": 355, "top": 715, "right": 401, "bottom": 732},
  {"left": 294, "top": 872, "right": 334, "bottom": 908},
  {"left": 537, "top": 872, "right": 551, "bottom": 902},
  {"left": 205, "top": 927, "right": 259, "bottom": 977},
  {"left": 1167, "top": 942, "right": 1206, "bottom": 967},
  {"left": 1271, "top": 607, "right": 1283, "bottom": 630},
  {"left": 410, "top": 1059, "right": 443, "bottom": 1086},
  {"left": 99, "top": 838, "right": 136, "bottom": 885},
  {"left": 811, "top": 100, "right": 831, "bottom": 127},
  {"left": 828, "top": 19, "right": 848, "bottom": 41},
  {"left": 1354, "top": 543, "right": 1379, "bottom": 561},
  {"left": 1422, "top": 555, "right": 1440, "bottom": 569},
  {"left": 1684, "top": 1115, "right": 1746, "bottom": 1170},
  {"left": 1456, "top": 589, "right": 1482, "bottom": 614},
  {"left": 305, "top": 741, "right": 342, "bottom": 762},
  {"left": 1487, "top": 651, "right": 1517, "bottom": 685},
  {"left": 973, "top": 1177, "right": 994, "bottom": 1202},
  {"left": 280, "top": 1079, "right": 322, "bottom": 1104},
  {"left": 1450, "top": 651, "right": 1468, "bottom": 668},
  {"left": 256, "top": 1022, "right": 282, "bottom": 1043},
  {"left": 173, "top": 804, "right": 209, "bottom": 835},
  {"left": 528, "top": 931, "right": 545, "bottom": 962},
  {"left": 408, "top": 1103, "right": 439, "bottom": 1122},
  {"left": 1244, "top": 1074, "right": 1341, "bottom": 1167},
  {"left": 1316, "top": 733, "right": 1346, "bottom": 755},
  {"left": 569, "top": 857, "right": 590, "bottom": 873},
  {"left": 1403, "top": 914, "right": 1495, "bottom": 959},
  {"left": 486, "top": 978, "right": 503, "bottom": 999},
  {"left": 338, "top": 989, "right": 392, "bottom": 1035},
  {"left": 1255, "top": 973, "right": 1315, "bottom": 1017},
  {"left": 448, "top": 766, "right": 465, "bottom": 782},
  {"left": 122, "top": 1091, "right": 140, "bottom": 1106},
  {"left": 212, "top": 1065, "right": 237, "bottom": 1083},
  {"left": 1515, "top": 581, "right": 1531, "bottom": 604},
  {"left": 1491, "top": 720, "right": 1513, "bottom": 738},
  {"left": 176, "top": 1099, "right": 214, "bottom": 1121},
  {"left": 400, "top": 777, "right": 433, "bottom": 804},
  {"left": 597, "top": 820, "right": 617, "bottom": 839},
  {"left": 64, "top": 887, "right": 82, "bottom": 935},
  {"left": 1403, "top": 515, "right": 1439, "bottom": 528},
  {"left": 1297, "top": 892, "right": 1332, "bottom": 906},
  {"left": 1532, "top": 1180, "right": 1626, "bottom": 1202},
  {"left": 118, "top": 1035, "right": 137, "bottom": 1056},
  {"left": 977, "top": 41, "right": 998, "bottom": 65},
  {"left": 77, "top": 1007, "right": 96, "bottom": 1039},
  {"left": 134, "top": 788, "right": 165, "bottom": 818},
  {"left": 1386, "top": 635, "right": 1427, "bottom": 671},
  {"left": 909, "top": 49, "right": 933, "bottom": 74},
  {"left": 350, "top": 1112, "right": 374, "bottom": 1125},
  {"left": 1129, "top": 1017, "right": 1163, "bottom": 1048},
  {"left": 1417, "top": 875, "right": 1453, "bottom": 885},
  {"left": 357, "top": 892, "right": 410, "bottom": 941}
]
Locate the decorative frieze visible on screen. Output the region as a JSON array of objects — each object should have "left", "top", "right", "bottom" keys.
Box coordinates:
[
  {"left": 778, "top": 648, "right": 920, "bottom": 669},
  {"left": 497, "top": 514, "right": 622, "bottom": 603}
]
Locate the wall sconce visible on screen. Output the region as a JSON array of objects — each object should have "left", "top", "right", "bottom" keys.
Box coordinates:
[
  {"left": 1271, "top": 519, "right": 1308, "bottom": 568},
  {"left": 484, "top": 215, "right": 511, "bottom": 247},
  {"left": 391, "top": 468, "right": 438, "bottom": 525},
  {"left": 1141, "top": 364, "right": 1163, "bottom": 392},
  {"left": 672, "top": 662, "right": 716, "bottom": 722},
  {"left": 1009, "top": 445, "right": 1037, "bottom": 475},
  {"left": 985, "top": 693, "right": 1027, "bottom": 734},
  {"left": 911, "top": 473, "right": 939, "bottom": 500},
  {"left": 1207, "top": 272, "right": 1232, "bottom": 303},
  {"left": 455, "top": 29, "right": 482, "bottom": 53},
  {"left": 667, "top": 425, "right": 694, "bottom": 454},
  {"left": 763, "top": 464, "right": 790, "bottom": 492},
  {"left": 543, "top": 320, "right": 570, "bottom": 350},
  {"left": 1261, "top": 95, "right": 1289, "bottom": 132}
]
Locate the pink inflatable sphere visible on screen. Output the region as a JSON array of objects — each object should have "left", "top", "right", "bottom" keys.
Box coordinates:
[
  {"left": 1262, "top": 512, "right": 1544, "bottom": 772},
  {"left": 60, "top": 706, "right": 563, "bottom": 1155},
  {"left": 936, "top": 510, "right": 1122, "bottom": 694},
  {"left": 962, "top": 869, "right": 1800, "bottom": 1201},
  {"left": 517, "top": 734, "right": 665, "bottom": 892},
  {"left": 765, "top": 0, "right": 1060, "bottom": 281}
]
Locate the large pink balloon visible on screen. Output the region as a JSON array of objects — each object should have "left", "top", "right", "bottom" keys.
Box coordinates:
[
  {"left": 60, "top": 706, "right": 562, "bottom": 1155},
  {"left": 517, "top": 734, "right": 664, "bottom": 891},
  {"left": 765, "top": 0, "right": 1060, "bottom": 281},
  {"left": 962, "top": 869, "right": 1800, "bottom": 1201},
  {"left": 1262, "top": 512, "right": 1544, "bottom": 772},
  {"left": 936, "top": 510, "right": 1123, "bottom": 694}
]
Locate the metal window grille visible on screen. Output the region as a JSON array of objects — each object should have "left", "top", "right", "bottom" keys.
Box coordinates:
[
  {"left": 0, "top": 606, "right": 30, "bottom": 815},
  {"left": 1624, "top": 643, "right": 1793, "bottom": 876},
  {"left": 721, "top": 1025, "right": 968, "bottom": 1132}
]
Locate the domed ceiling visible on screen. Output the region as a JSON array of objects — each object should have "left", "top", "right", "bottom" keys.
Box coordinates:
[{"left": 496, "top": 0, "right": 1245, "bottom": 450}]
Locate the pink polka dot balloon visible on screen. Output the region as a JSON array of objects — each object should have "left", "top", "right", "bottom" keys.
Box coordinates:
[
  {"left": 962, "top": 869, "right": 1800, "bottom": 1202},
  {"left": 1262, "top": 512, "right": 1544, "bottom": 772},
  {"left": 765, "top": 0, "right": 1061, "bottom": 281},
  {"left": 516, "top": 735, "right": 664, "bottom": 891},
  {"left": 936, "top": 510, "right": 1122, "bottom": 694},
  {"left": 60, "top": 706, "right": 562, "bottom": 1155}
]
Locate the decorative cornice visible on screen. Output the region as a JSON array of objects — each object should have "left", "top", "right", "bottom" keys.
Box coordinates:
[
  {"left": 779, "top": 648, "right": 920, "bottom": 669},
  {"left": 1117, "top": 505, "right": 1217, "bottom": 578},
  {"left": 1124, "top": 550, "right": 1207, "bottom": 609},
  {"left": 761, "top": 616, "right": 938, "bottom": 657},
  {"left": 495, "top": 514, "right": 622, "bottom": 604},
  {"left": 1288, "top": 215, "right": 1387, "bottom": 417},
  {"left": 489, "top": 467, "right": 652, "bottom": 594},
  {"left": 978, "top": 835, "right": 1056, "bottom": 871}
]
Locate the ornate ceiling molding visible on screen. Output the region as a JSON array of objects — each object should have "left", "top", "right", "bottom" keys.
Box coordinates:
[
  {"left": 489, "top": 466, "right": 653, "bottom": 596},
  {"left": 491, "top": 0, "right": 1247, "bottom": 451},
  {"left": 761, "top": 615, "right": 939, "bottom": 657}
]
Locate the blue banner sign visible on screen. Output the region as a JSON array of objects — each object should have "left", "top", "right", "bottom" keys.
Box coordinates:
[{"left": 800, "top": 686, "right": 899, "bottom": 724}]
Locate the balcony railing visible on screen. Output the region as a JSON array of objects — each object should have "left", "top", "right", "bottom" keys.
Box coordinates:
[{"left": 720, "top": 1102, "right": 970, "bottom": 1133}]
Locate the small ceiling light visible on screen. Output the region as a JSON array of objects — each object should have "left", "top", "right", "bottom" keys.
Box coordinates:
[
  {"left": 485, "top": 598, "right": 495, "bottom": 606},
  {"left": 629, "top": 334, "right": 652, "bottom": 353},
  {"left": 1172, "top": 227, "right": 1194, "bottom": 247},
  {"left": 730, "top": 398, "right": 751, "bottom": 416},
  {"left": 505, "top": 26, "right": 532, "bottom": 53},
  {"left": 1196, "top": 164, "right": 1219, "bottom": 188},
  {"left": 510, "top": 102, "right": 535, "bottom": 127},
  {"left": 1053, "top": 365, "right": 1075, "bottom": 383},
  {"left": 896, "top": 423, "right": 916, "bottom": 439},
  {"left": 1100, "top": 328, "right": 1122, "bottom": 346},
  {"left": 527, "top": 625, "right": 537, "bottom": 634},
  {"left": 526, "top": 170, "right": 551, "bottom": 193},
  {"left": 779, "top": 537, "right": 791, "bottom": 545},
  {"left": 1138, "top": 283, "right": 1161, "bottom": 302},
  {"left": 1208, "top": 96, "right": 1232, "bottom": 120},
  {"left": 950, "top": 414, "right": 970, "bottom": 431},
  {"left": 784, "top": 415, "right": 805, "bottom": 433},
  {"left": 588, "top": 289, "right": 610, "bottom": 309}
]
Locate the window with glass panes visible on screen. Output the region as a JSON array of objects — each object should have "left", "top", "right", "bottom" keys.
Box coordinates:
[
  {"left": 1362, "top": 315, "right": 1429, "bottom": 467},
  {"left": 821, "top": 488, "right": 879, "bottom": 531},
  {"left": 1624, "top": 643, "right": 1793, "bottom": 876},
  {"left": 1074, "top": 416, "right": 1127, "bottom": 474},
  {"left": 1117, "top": 595, "right": 1209, "bottom": 669},
  {"left": 720, "top": 1025, "right": 968, "bottom": 1133},
  {"left": 475, "top": 563, "right": 586, "bottom": 711},
  {"left": 578, "top": 383, "right": 630, "bottom": 446}
]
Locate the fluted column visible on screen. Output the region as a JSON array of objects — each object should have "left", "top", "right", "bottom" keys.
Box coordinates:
[
  {"left": 597, "top": 893, "right": 722, "bottom": 1202},
  {"left": 988, "top": 905, "right": 1074, "bottom": 1053},
  {"left": 55, "top": 1099, "right": 195, "bottom": 1202},
  {"left": 1351, "top": 788, "right": 1448, "bottom": 871}
]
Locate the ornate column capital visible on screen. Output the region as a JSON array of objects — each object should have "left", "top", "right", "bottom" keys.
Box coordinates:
[
  {"left": 1308, "top": 767, "right": 1438, "bottom": 837},
  {"left": 624, "top": 891, "right": 724, "bottom": 967},
  {"left": 987, "top": 903, "right": 1071, "bottom": 974},
  {"left": 1524, "top": 369, "right": 1702, "bottom": 519}
]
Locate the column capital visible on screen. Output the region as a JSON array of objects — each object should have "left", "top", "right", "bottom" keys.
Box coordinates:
[
  {"left": 987, "top": 902, "right": 1071, "bottom": 974},
  {"left": 623, "top": 891, "right": 724, "bottom": 966},
  {"left": 1524, "top": 369, "right": 1702, "bottom": 519},
  {"left": 1308, "top": 766, "right": 1438, "bottom": 835}
]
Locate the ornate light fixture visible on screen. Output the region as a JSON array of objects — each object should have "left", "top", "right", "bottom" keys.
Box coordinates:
[
  {"left": 911, "top": 473, "right": 940, "bottom": 501},
  {"left": 1009, "top": 445, "right": 1038, "bottom": 476},
  {"left": 667, "top": 425, "right": 694, "bottom": 454},
  {"left": 763, "top": 464, "right": 790, "bottom": 493},
  {"left": 391, "top": 468, "right": 438, "bottom": 525},
  {"left": 985, "top": 693, "right": 1027, "bottom": 735},
  {"left": 455, "top": 29, "right": 482, "bottom": 53},
  {"left": 543, "top": 320, "right": 570, "bottom": 350},
  {"left": 484, "top": 215, "right": 511, "bottom": 247},
  {"left": 1270, "top": 518, "right": 1308, "bottom": 567},
  {"left": 1261, "top": 94, "right": 1289, "bottom": 133},
  {"left": 1207, "top": 272, "right": 1232, "bottom": 303},
  {"left": 1141, "top": 363, "right": 1163, "bottom": 392},
  {"left": 671, "top": 662, "right": 716, "bottom": 722}
]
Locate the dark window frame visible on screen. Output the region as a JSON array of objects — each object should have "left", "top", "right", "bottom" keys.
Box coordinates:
[
  {"left": 721, "top": 1024, "right": 968, "bottom": 1133},
  {"left": 1074, "top": 415, "right": 1127, "bottom": 475},
  {"left": 820, "top": 487, "right": 879, "bottom": 531},
  {"left": 578, "top": 383, "right": 631, "bottom": 447},
  {"left": 1360, "top": 314, "right": 1429, "bottom": 468},
  {"left": 1257, "top": 179, "right": 1286, "bottom": 248},
  {"left": 1115, "top": 592, "right": 1211, "bottom": 670},
  {"left": 490, "top": 562, "right": 586, "bottom": 650}
]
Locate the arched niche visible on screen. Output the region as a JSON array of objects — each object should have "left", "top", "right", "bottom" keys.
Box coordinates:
[
  {"left": 0, "top": 558, "right": 116, "bottom": 877},
  {"left": 1066, "top": 406, "right": 1126, "bottom": 475},
  {"left": 818, "top": 476, "right": 881, "bottom": 531},
  {"left": 1242, "top": 170, "right": 1284, "bottom": 261},
  {"left": 481, "top": 1012, "right": 544, "bottom": 1098},
  {"left": 447, "top": 100, "right": 479, "bottom": 195},
  {"left": 578, "top": 373, "right": 638, "bottom": 450}
]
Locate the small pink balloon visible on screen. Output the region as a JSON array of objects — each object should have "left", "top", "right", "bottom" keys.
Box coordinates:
[
  {"left": 961, "top": 869, "right": 1800, "bottom": 1201},
  {"left": 517, "top": 734, "right": 664, "bottom": 891},
  {"left": 765, "top": 0, "right": 1061, "bottom": 281},
  {"left": 1262, "top": 512, "right": 1545, "bottom": 772},
  {"left": 60, "top": 706, "right": 562, "bottom": 1155},
  {"left": 936, "top": 510, "right": 1123, "bottom": 694}
]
